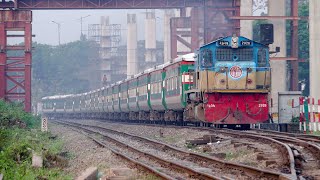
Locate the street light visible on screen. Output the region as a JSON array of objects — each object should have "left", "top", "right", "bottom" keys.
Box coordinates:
[
  {"left": 52, "top": 21, "right": 61, "bottom": 45},
  {"left": 79, "top": 15, "right": 91, "bottom": 39}
]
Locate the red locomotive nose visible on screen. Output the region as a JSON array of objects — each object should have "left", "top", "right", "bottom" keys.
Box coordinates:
[{"left": 204, "top": 93, "right": 269, "bottom": 124}]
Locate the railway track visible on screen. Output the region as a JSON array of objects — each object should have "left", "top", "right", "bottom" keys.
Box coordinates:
[
  {"left": 53, "top": 121, "right": 217, "bottom": 180},
  {"left": 247, "top": 130, "right": 320, "bottom": 179},
  {"left": 53, "top": 120, "right": 295, "bottom": 180},
  {"left": 252, "top": 129, "right": 320, "bottom": 146}
]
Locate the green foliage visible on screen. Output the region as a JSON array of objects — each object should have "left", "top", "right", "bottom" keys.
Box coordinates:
[
  {"left": 0, "top": 100, "right": 70, "bottom": 179},
  {"left": 0, "top": 100, "right": 40, "bottom": 128},
  {"left": 0, "top": 128, "right": 71, "bottom": 180},
  {"left": 297, "top": 2, "right": 309, "bottom": 96},
  {"left": 32, "top": 39, "right": 100, "bottom": 104},
  {"left": 291, "top": 116, "right": 300, "bottom": 123}
]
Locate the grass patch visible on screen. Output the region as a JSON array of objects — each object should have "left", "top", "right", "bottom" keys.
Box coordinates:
[
  {"left": 225, "top": 150, "right": 249, "bottom": 161},
  {"left": 311, "top": 131, "right": 320, "bottom": 136},
  {"left": 0, "top": 100, "right": 72, "bottom": 179}
]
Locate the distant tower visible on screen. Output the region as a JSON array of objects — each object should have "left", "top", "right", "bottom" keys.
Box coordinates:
[
  {"left": 145, "top": 10, "right": 157, "bottom": 67},
  {"left": 127, "top": 14, "right": 138, "bottom": 78}
]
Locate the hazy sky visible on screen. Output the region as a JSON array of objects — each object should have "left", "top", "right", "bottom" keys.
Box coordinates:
[
  {"left": 32, "top": 10, "right": 164, "bottom": 45},
  {"left": 31, "top": 1, "right": 265, "bottom": 45}
]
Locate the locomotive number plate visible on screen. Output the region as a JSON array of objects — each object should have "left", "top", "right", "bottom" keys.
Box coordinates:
[{"left": 218, "top": 41, "right": 229, "bottom": 46}]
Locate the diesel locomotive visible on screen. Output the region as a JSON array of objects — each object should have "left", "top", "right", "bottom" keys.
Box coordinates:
[{"left": 42, "top": 35, "right": 271, "bottom": 128}]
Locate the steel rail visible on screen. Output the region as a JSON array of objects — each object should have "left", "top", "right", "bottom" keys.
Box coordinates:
[
  {"left": 51, "top": 122, "right": 174, "bottom": 180},
  {"left": 248, "top": 131, "right": 320, "bottom": 166},
  {"left": 58, "top": 120, "right": 294, "bottom": 180},
  {"left": 53, "top": 121, "right": 223, "bottom": 180},
  {"left": 252, "top": 129, "right": 320, "bottom": 142}
]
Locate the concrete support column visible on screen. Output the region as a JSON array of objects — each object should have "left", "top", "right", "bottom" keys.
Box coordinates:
[
  {"left": 127, "top": 14, "right": 138, "bottom": 78},
  {"left": 164, "top": 10, "right": 175, "bottom": 63},
  {"left": 269, "top": 0, "right": 287, "bottom": 121},
  {"left": 240, "top": 0, "right": 253, "bottom": 38},
  {"left": 100, "top": 16, "right": 111, "bottom": 85},
  {"left": 145, "top": 10, "right": 156, "bottom": 64},
  {"left": 310, "top": 0, "right": 320, "bottom": 100}
]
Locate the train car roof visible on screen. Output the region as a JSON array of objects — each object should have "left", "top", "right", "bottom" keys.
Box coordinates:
[
  {"left": 41, "top": 94, "right": 74, "bottom": 100},
  {"left": 173, "top": 53, "right": 195, "bottom": 62}
]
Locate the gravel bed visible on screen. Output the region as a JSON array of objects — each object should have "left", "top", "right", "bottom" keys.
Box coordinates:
[
  {"left": 88, "top": 126, "right": 274, "bottom": 179},
  {"left": 88, "top": 128, "right": 198, "bottom": 179},
  {"left": 49, "top": 122, "right": 142, "bottom": 179},
  {"left": 67, "top": 119, "right": 286, "bottom": 173}
]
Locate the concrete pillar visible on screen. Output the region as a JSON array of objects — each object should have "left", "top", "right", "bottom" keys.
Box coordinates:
[
  {"left": 127, "top": 14, "right": 138, "bottom": 78},
  {"left": 269, "top": 0, "right": 287, "bottom": 122},
  {"left": 145, "top": 10, "right": 156, "bottom": 64},
  {"left": 100, "top": 16, "right": 111, "bottom": 85},
  {"left": 164, "top": 10, "right": 175, "bottom": 63},
  {"left": 240, "top": 0, "right": 253, "bottom": 39},
  {"left": 310, "top": 0, "right": 320, "bottom": 100}
]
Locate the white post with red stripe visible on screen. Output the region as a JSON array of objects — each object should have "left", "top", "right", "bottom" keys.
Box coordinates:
[
  {"left": 309, "top": 98, "right": 313, "bottom": 132},
  {"left": 318, "top": 99, "right": 320, "bottom": 131},
  {"left": 299, "top": 97, "right": 304, "bottom": 132},
  {"left": 312, "top": 98, "right": 317, "bottom": 131}
]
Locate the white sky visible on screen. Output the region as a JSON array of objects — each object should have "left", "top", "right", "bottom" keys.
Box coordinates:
[
  {"left": 31, "top": 0, "right": 266, "bottom": 45},
  {"left": 32, "top": 10, "right": 164, "bottom": 45}
]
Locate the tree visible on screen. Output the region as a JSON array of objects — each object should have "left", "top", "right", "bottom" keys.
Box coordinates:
[{"left": 32, "top": 40, "right": 100, "bottom": 105}]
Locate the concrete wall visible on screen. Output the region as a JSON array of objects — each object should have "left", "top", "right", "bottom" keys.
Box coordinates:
[
  {"left": 310, "top": 0, "right": 320, "bottom": 100},
  {"left": 240, "top": 0, "right": 253, "bottom": 39},
  {"left": 269, "top": 0, "right": 287, "bottom": 121},
  {"left": 127, "top": 14, "right": 138, "bottom": 78}
]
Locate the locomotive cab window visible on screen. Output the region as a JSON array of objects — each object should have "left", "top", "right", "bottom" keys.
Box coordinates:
[
  {"left": 257, "top": 48, "right": 267, "bottom": 67},
  {"left": 201, "top": 49, "right": 213, "bottom": 68}
]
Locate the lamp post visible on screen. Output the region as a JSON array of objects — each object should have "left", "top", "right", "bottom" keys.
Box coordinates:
[
  {"left": 80, "top": 15, "right": 90, "bottom": 39},
  {"left": 52, "top": 21, "right": 61, "bottom": 45}
]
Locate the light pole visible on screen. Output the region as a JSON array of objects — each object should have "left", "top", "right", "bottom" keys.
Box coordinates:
[
  {"left": 52, "top": 21, "right": 61, "bottom": 45},
  {"left": 80, "top": 15, "right": 90, "bottom": 39}
]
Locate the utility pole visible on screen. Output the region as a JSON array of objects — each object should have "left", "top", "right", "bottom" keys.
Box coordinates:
[
  {"left": 80, "top": 15, "right": 90, "bottom": 40},
  {"left": 52, "top": 21, "right": 61, "bottom": 45}
]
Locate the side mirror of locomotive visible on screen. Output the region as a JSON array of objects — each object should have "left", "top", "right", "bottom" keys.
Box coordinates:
[{"left": 260, "top": 24, "right": 274, "bottom": 45}]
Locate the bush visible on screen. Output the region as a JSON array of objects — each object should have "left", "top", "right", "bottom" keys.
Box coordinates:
[
  {"left": 0, "top": 100, "right": 71, "bottom": 179},
  {"left": 0, "top": 100, "right": 41, "bottom": 128},
  {"left": 0, "top": 129, "right": 71, "bottom": 179}
]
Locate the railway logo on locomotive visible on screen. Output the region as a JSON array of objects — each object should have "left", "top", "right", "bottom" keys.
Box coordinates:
[{"left": 229, "top": 66, "right": 243, "bottom": 79}]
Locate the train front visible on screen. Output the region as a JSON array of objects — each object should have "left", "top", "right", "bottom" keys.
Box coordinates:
[{"left": 185, "top": 36, "right": 271, "bottom": 127}]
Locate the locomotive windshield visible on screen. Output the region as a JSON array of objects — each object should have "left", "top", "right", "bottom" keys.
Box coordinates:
[
  {"left": 200, "top": 49, "right": 213, "bottom": 68},
  {"left": 215, "top": 48, "right": 253, "bottom": 62}
]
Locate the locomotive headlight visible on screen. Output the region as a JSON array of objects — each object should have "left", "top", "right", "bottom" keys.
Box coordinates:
[
  {"left": 231, "top": 36, "right": 239, "bottom": 48},
  {"left": 219, "top": 67, "right": 226, "bottom": 73}
]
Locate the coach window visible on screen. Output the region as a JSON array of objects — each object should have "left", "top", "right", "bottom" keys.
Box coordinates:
[{"left": 201, "top": 49, "right": 213, "bottom": 68}]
